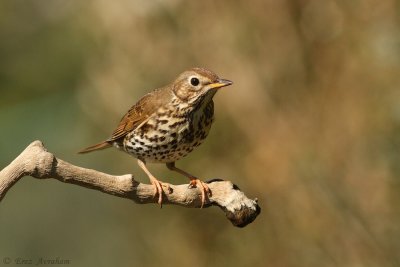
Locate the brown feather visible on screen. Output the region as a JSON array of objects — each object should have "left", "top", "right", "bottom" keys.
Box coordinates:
[
  {"left": 109, "top": 86, "right": 174, "bottom": 142},
  {"left": 79, "top": 86, "right": 174, "bottom": 154},
  {"left": 78, "top": 141, "right": 112, "bottom": 154}
]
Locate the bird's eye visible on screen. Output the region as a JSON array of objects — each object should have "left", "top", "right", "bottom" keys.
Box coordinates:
[{"left": 190, "top": 77, "right": 200, "bottom": 86}]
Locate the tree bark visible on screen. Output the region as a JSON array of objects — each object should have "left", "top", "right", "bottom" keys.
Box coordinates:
[{"left": 0, "top": 141, "right": 260, "bottom": 227}]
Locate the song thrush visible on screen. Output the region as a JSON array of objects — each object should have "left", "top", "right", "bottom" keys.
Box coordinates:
[{"left": 79, "top": 67, "right": 232, "bottom": 207}]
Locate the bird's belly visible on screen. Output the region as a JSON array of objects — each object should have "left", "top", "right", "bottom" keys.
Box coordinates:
[{"left": 120, "top": 113, "right": 213, "bottom": 163}]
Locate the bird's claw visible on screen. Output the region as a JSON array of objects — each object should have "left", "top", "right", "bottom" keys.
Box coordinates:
[
  {"left": 188, "top": 179, "right": 211, "bottom": 208},
  {"left": 151, "top": 180, "right": 172, "bottom": 208}
]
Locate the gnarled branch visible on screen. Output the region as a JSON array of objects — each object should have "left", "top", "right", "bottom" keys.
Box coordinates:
[{"left": 0, "top": 141, "right": 260, "bottom": 227}]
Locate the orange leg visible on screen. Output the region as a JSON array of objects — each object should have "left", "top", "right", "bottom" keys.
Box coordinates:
[
  {"left": 137, "top": 159, "right": 170, "bottom": 207},
  {"left": 166, "top": 162, "right": 210, "bottom": 208}
]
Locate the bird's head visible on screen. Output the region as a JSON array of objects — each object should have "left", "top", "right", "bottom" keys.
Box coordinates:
[{"left": 172, "top": 67, "right": 233, "bottom": 105}]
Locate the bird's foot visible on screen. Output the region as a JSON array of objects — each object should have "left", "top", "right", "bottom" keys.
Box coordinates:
[
  {"left": 188, "top": 179, "right": 211, "bottom": 208},
  {"left": 150, "top": 179, "right": 171, "bottom": 208}
]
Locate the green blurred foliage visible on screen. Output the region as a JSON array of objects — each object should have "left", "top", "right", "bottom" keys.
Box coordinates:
[{"left": 1, "top": 0, "right": 400, "bottom": 266}]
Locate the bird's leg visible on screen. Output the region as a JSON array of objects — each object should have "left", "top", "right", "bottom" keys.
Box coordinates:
[
  {"left": 166, "top": 162, "right": 210, "bottom": 208},
  {"left": 137, "top": 159, "right": 170, "bottom": 207}
]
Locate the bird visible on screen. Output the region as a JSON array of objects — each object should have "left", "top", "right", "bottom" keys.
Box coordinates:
[{"left": 79, "top": 67, "right": 233, "bottom": 207}]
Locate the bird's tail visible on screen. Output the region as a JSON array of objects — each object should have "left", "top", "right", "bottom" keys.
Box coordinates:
[{"left": 78, "top": 141, "right": 112, "bottom": 154}]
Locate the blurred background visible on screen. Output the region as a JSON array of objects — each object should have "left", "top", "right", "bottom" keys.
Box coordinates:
[{"left": 1, "top": 0, "right": 399, "bottom": 266}]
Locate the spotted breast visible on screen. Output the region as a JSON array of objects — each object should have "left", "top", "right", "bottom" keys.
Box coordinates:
[{"left": 120, "top": 94, "right": 215, "bottom": 163}]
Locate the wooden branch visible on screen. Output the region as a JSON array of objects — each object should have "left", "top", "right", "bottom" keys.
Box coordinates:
[{"left": 0, "top": 141, "right": 260, "bottom": 227}]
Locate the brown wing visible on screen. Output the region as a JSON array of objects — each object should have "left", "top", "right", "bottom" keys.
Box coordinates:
[{"left": 108, "top": 86, "right": 173, "bottom": 142}]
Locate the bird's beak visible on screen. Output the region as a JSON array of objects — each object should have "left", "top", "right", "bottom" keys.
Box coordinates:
[{"left": 209, "top": 79, "right": 233, "bottom": 89}]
